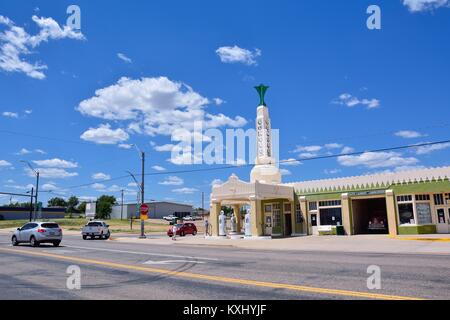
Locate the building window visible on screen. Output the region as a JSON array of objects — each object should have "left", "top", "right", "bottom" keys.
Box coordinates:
[
  {"left": 318, "top": 200, "right": 341, "bottom": 207},
  {"left": 416, "top": 203, "right": 432, "bottom": 225},
  {"left": 308, "top": 202, "right": 317, "bottom": 211},
  {"left": 397, "top": 195, "right": 412, "bottom": 202},
  {"left": 273, "top": 204, "right": 281, "bottom": 227},
  {"left": 264, "top": 204, "right": 272, "bottom": 213},
  {"left": 398, "top": 203, "right": 414, "bottom": 224},
  {"left": 415, "top": 194, "right": 430, "bottom": 201},
  {"left": 295, "top": 204, "right": 304, "bottom": 223},
  {"left": 434, "top": 194, "right": 444, "bottom": 206},
  {"left": 319, "top": 207, "right": 342, "bottom": 226},
  {"left": 446, "top": 194, "right": 450, "bottom": 205}
]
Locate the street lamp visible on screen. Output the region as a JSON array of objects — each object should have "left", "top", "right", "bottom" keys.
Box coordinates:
[
  {"left": 126, "top": 166, "right": 146, "bottom": 239},
  {"left": 21, "top": 160, "right": 39, "bottom": 221}
]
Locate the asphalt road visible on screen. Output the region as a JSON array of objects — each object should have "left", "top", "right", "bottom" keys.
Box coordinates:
[{"left": 0, "top": 233, "right": 449, "bottom": 300}]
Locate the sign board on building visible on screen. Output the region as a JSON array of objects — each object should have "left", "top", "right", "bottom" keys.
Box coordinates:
[
  {"left": 85, "top": 202, "right": 96, "bottom": 219},
  {"left": 348, "top": 190, "right": 386, "bottom": 197}
]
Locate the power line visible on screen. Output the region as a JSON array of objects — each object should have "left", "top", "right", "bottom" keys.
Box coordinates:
[{"left": 61, "top": 139, "right": 450, "bottom": 191}]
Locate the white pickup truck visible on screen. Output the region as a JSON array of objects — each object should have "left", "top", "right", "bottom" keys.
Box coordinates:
[{"left": 82, "top": 221, "right": 110, "bottom": 240}]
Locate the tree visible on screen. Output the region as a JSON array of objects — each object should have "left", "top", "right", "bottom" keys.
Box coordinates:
[
  {"left": 96, "top": 195, "right": 116, "bottom": 219},
  {"left": 66, "top": 196, "right": 79, "bottom": 216},
  {"left": 77, "top": 201, "right": 87, "bottom": 214},
  {"left": 48, "top": 197, "right": 67, "bottom": 207}
]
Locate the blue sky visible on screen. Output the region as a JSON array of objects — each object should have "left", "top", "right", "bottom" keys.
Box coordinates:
[{"left": 1, "top": 0, "right": 450, "bottom": 208}]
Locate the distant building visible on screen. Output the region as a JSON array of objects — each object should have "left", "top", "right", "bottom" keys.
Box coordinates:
[
  {"left": 111, "top": 201, "right": 194, "bottom": 220},
  {"left": 0, "top": 207, "right": 66, "bottom": 220}
]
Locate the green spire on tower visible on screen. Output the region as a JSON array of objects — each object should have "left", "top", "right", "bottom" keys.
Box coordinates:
[{"left": 254, "top": 84, "right": 269, "bottom": 106}]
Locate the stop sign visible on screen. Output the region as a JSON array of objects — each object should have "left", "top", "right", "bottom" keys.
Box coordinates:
[{"left": 140, "top": 204, "right": 149, "bottom": 216}]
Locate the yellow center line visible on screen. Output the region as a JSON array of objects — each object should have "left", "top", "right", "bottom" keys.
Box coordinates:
[{"left": 0, "top": 247, "right": 425, "bottom": 300}]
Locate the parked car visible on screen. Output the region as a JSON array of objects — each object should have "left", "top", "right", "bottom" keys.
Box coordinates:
[
  {"left": 82, "top": 221, "right": 110, "bottom": 240},
  {"left": 163, "top": 215, "right": 177, "bottom": 222},
  {"left": 183, "top": 216, "right": 194, "bottom": 221},
  {"left": 11, "top": 222, "right": 62, "bottom": 247},
  {"left": 167, "top": 223, "right": 197, "bottom": 237}
]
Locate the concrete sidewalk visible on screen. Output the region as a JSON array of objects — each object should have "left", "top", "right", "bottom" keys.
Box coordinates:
[{"left": 111, "top": 234, "right": 450, "bottom": 255}]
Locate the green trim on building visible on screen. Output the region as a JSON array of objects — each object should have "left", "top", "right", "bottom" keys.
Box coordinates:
[
  {"left": 398, "top": 224, "right": 437, "bottom": 235},
  {"left": 318, "top": 226, "right": 337, "bottom": 236},
  {"left": 392, "top": 179, "right": 450, "bottom": 194}
]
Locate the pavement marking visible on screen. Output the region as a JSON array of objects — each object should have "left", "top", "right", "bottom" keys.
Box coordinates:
[
  {"left": 389, "top": 236, "right": 450, "bottom": 242},
  {"left": 64, "top": 245, "right": 220, "bottom": 261},
  {"left": 0, "top": 247, "right": 425, "bottom": 300},
  {"left": 143, "top": 259, "right": 206, "bottom": 265}
]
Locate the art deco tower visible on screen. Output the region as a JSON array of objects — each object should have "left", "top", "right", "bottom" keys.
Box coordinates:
[{"left": 250, "top": 85, "right": 282, "bottom": 184}]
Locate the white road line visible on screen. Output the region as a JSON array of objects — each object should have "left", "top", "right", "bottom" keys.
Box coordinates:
[
  {"left": 143, "top": 259, "right": 206, "bottom": 265},
  {"left": 64, "top": 245, "right": 220, "bottom": 261}
]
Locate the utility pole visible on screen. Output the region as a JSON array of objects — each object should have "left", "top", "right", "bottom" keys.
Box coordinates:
[
  {"left": 21, "top": 161, "right": 39, "bottom": 221},
  {"left": 120, "top": 189, "right": 124, "bottom": 220},
  {"left": 201, "top": 191, "right": 204, "bottom": 217},
  {"left": 29, "top": 187, "right": 34, "bottom": 222},
  {"left": 139, "top": 150, "right": 146, "bottom": 239}
]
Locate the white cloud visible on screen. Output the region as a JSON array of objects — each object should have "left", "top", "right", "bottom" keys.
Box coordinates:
[
  {"left": 2, "top": 111, "right": 18, "bottom": 118},
  {"left": 92, "top": 172, "right": 111, "bottom": 180},
  {"left": 338, "top": 151, "right": 419, "bottom": 169},
  {"left": 324, "top": 169, "right": 341, "bottom": 175},
  {"left": 403, "top": 0, "right": 449, "bottom": 12},
  {"left": 213, "top": 98, "right": 225, "bottom": 105},
  {"left": 211, "top": 179, "right": 223, "bottom": 187},
  {"left": 333, "top": 93, "right": 380, "bottom": 109},
  {"left": 341, "top": 146, "right": 355, "bottom": 154},
  {"left": 41, "top": 183, "right": 57, "bottom": 191},
  {"left": 152, "top": 165, "right": 166, "bottom": 171},
  {"left": 395, "top": 130, "right": 424, "bottom": 139},
  {"left": 80, "top": 124, "right": 129, "bottom": 145},
  {"left": 0, "top": 160, "right": 12, "bottom": 167},
  {"left": 0, "top": 15, "right": 13, "bottom": 26},
  {"left": 154, "top": 144, "right": 177, "bottom": 152},
  {"left": 415, "top": 142, "right": 450, "bottom": 155},
  {"left": 159, "top": 176, "right": 184, "bottom": 186},
  {"left": 15, "top": 148, "right": 31, "bottom": 155},
  {"left": 35, "top": 149, "right": 46, "bottom": 154},
  {"left": 117, "top": 52, "right": 132, "bottom": 63},
  {"left": 280, "top": 169, "right": 291, "bottom": 176},
  {"left": 293, "top": 145, "right": 322, "bottom": 153},
  {"left": 324, "top": 143, "right": 343, "bottom": 149},
  {"left": 76, "top": 77, "right": 247, "bottom": 139},
  {"left": 92, "top": 183, "right": 106, "bottom": 191},
  {"left": 172, "top": 187, "right": 198, "bottom": 194},
  {"left": 25, "top": 109, "right": 33, "bottom": 114},
  {"left": 280, "top": 158, "right": 301, "bottom": 166},
  {"left": 298, "top": 152, "right": 318, "bottom": 159},
  {"left": 0, "top": 15, "right": 84, "bottom": 79},
  {"left": 26, "top": 167, "right": 78, "bottom": 179},
  {"left": 118, "top": 143, "right": 133, "bottom": 149},
  {"left": 216, "top": 45, "right": 261, "bottom": 66},
  {"left": 128, "top": 182, "right": 138, "bottom": 187},
  {"left": 32, "top": 158, "right": 78, "bottom": 169}
]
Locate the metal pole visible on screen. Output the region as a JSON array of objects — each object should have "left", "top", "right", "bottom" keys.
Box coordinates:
[
  {"left": 201, "top": 191, "right": 204, "bottom": 217},
  {"left": 140, "top": 151, "right": 146, "bottom": 239},
  {"left": 34, "top": 171, "right": 39, "bottom": 221},
  {"left": 29, "top": 187, "right": 34, "bottom": 222},
  {"left": 120, "top": 189, "right": 124, "bottom": 220}
]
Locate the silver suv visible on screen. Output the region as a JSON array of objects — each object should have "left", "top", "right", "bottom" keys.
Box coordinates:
[{"left": 12, "top": 222, "right": 63, "bottom": 247}]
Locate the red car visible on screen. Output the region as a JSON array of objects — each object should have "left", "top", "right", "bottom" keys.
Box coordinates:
[{"left": 167, "top": 223, "right": 197, "bottom": 237}]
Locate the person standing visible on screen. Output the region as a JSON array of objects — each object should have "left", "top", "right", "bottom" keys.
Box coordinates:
[{"left": 172, "top": 223, "right": 178, "bottom": 241}]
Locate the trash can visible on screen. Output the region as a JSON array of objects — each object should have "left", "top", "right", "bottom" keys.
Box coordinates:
[{"left": 335, "top": 225, "right": 345, "bottom": 235}]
